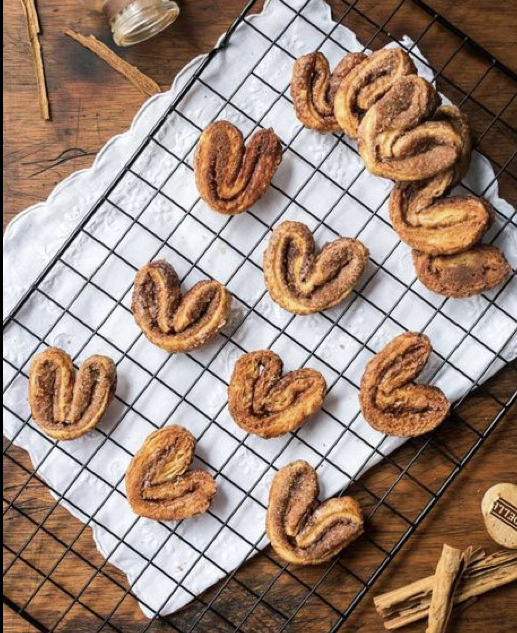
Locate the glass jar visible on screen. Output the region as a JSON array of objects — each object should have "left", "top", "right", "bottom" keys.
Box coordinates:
[{"left": 82, "top": 0, "right": 180, "bottom": 48}]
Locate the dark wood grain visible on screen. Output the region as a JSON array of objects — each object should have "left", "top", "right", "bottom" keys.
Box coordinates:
[{"left": 3, "top": 1, "right": 517, "bottom": 632}]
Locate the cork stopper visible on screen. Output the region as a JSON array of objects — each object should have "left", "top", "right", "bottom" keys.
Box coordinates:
[{"left": 481, "top": 483, "right": 517, "bottom": 549}]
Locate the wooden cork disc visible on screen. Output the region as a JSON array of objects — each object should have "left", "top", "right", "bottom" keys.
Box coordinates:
[{"left": 481, "top": 483, "right": 517, "bottom": 550}]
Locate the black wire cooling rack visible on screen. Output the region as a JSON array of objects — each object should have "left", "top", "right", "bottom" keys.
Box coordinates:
[{"left": 3, "top": 0, "right": 517, "bottom": 631}]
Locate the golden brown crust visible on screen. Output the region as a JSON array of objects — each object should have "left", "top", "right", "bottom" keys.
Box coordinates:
[
  {"left": 413, "top": 245, "right": 512, "bottom": 298},
  {"left": 359, "top": 332, "right": 450, "bottom": 437},
  {"left": 228, "top": 351, "right": 327, "bottom": 439},
  {"left": 28, "top": 347, "right": 117, "bottom": 441},
  {"left": 358, "top": 76, "right": 463, "bottom": 181},
  {"left": 295, "top": 47, "right": 510, "bottom": 297},
  {"left": 263, "top": 221, "right": 368, "bottom": 315},
  {"left": 266, "top": 460, "right": 364, "bottom": 565},
  {"left": 291, "top": 51, "right": 366, "bottom": 133},
  {"left": 194, "top": 120, "right": 282, "bottom": 215},
  {"left": 390, "top": 183, "right": 492, "bottom": 256},
  {"left": 126, "top": 426, "right": 217, "bottom": 522},
  {"left": 434, "top": 106, "right": 472, "bottom": 183},
  {"left": 132, "top": 260, "right": 231, "bottom": 354},
  {"left": 334, "top": 48, "right": 416, "bottom": 139},
  {"left": 389, "top": 106, "right": 491, "bottom": 255}
]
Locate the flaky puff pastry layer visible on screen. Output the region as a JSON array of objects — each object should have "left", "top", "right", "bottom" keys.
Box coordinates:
[
  {"left": 389, "top": 106, "right": 491, "bottom": 256},
  {"left": 413, "top": 245, "right": 511, "bottom": 298},
  {"left": 267, "top": 460, "right": 364, "bottom": 565},
  {"left": 132, "top": 260, "right": 231, "bottom": 354},
  {"left": 360, "top": 332, "right": 450, "bottom": 438},
  {"left": 228, "top": 350, "right": 326, "bottom": 439},
  {"left": 263, "top": 221, "right": 368, "bottom": 315},
  {"left": 28, "top": 347, "right": 117, "bottom": 441},
  {"left": 357, "top": 75, "right": 464, "bottom": 181},
  {"left": 195, "top": 120, "right": 282, "bottom": 215},
  {"left": 126, "top": 426, "right": 217, "bottom": 522},
  {"left": 291, "top": 51, "right": 366, "bottom": 133},
  {"left": 334, "top": 47, "right": 416, "bottom": 139}
]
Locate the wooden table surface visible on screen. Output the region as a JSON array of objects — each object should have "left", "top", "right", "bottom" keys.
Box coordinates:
[{"left": 3, "top": 0, "right": 517, "bottom": 632}]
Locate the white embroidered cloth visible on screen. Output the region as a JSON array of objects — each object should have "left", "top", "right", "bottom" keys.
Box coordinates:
[{"left": 3, "top": 0, "right": 516, "bottom": 618}]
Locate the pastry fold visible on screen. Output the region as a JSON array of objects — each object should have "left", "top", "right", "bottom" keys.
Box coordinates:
[
  {"left": 360, "top": 332, "right": 450, "bottom": 437},
  {"left": 263, "top": 221, "right": 368, "bottom": 315},
  {"left": 266, "top": 460, "right": 364, "bottom": 565},
  {"left": 413, "top": 245, "right": 511, "bottom": 298},
  {"left": 28, "top": 347, "right": 117, "bottom": 441},
  {"left": 358, "top": 76, "right": 462, "bottom": 181},
  {"left": 334, "top": 47, "right": 416, "bottom": 139},
  {"left": 132, "top": 260, "right": 231, "bottom": 353},
  {"left": 228, "top": 350, "right": 326, "bottom": 439},
  {"left": 291, "top": 47, "right": 509, "bottom": 298},
  {"left": 389, "top": 106, "right": 491, "bottom": 255},
  {"left": 292, "top": 51, "right": 366, "bottom": 133},
  {"left": 195, "top": 120, "right": 282, "bottom": 215},
  {"left": 126, "top": 426, "right": 217, "bottom": 521}
]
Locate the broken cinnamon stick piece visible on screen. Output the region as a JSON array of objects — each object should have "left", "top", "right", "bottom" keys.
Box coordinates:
[
  {"left": 27, "top": 0, "right": 41, "bottom": 32},
  {"left": 426, "top": 545, "right": 473, "bottom": 633},
  {"left": 374, "top": 549, "right": 517, "bottom": 630},
  {"left": 64, "top": 30, "right": 162, "bottom": 98},
  {"left": 21, "top": 0, "right": 50, "bottom": 120}
]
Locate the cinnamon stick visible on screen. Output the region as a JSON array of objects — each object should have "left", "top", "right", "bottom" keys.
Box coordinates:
[
  {"left": 64, "top": 30, "right": 162, "bottom": 98},
  {"left": 374, "top": 550, "right": 517, "bottom": 630},
  {"left": 27, "top": 0, "right": 41, "bottom": 32},
  {"left": 426, "top": 545, "right": 473, "bottom": 633},
  {"left": 20, "top": 0, "right": 50, "bottom": 120}
]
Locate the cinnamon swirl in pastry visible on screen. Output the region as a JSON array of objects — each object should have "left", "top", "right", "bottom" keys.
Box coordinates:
[
  {"left": 267, "top": 460, "right": 364, "bottom": 565},
  {"left": 360, "top": 332, "right": 450, "bottom": 437},
  {"left": 132, "top": 260, "right": 231, "bottom": 353},
  {"left": 28, "top": 347, "right": 117, "bottom": 441},
  {"left": 228, "top": 350, "right": 326, "bottom": 439},
  {"left": 126, "top": 426, "right": 217, "bottom": 521},
  {"left": 334, "top": 47, "right": 416, "bottom": 138},
  {"left": 195, "top": 120, "right": 282, "bottom": 215},
  {"left": 291, "top": 51, "right": 366, "bottom": 133},
  {"left": 357, "top": 75, "right": 463, "bottom": 181},
  {"left": 263, "top": 221, "right": 368, "bottom": 315},
  {"left": 389, "top": 106, "right": 492, "bottom": 255}
]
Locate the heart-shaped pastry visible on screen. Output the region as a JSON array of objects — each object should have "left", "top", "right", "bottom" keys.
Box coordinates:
[
  {"left": 267, "top": 460, "right": 364, "bottom": 565},
  {"left": 194, "top": 120, "right": 282, "bottom": 215},
  {"left": 413, "top": 245, "right": 511, "bottom": 298},
  {"left": 360, "top": 332, "right": 450, "bottom": 437},
  {"left": 28, "top": 347, "right": 117, "bottom": 441},
  {"left": 263, "top": 221, "right": 368, "bottom": 315},
  {"left": 389, "top": 106, "right": 492, "bottom": 255},
  {"left": 125, "top": 426, "right": 217, "bottom": 522},
  {"left": 358, "top": 76, "right": 463, "bottom": 181},
  {"left": 334, "top": 47, "right": 416, "bottom": 139},
  {"left": 132, "top": 260, "right": 231, "bottom": 353},
  {"left": 390, "top": 181, "right": 492, "bottom": 256},
  {"left": 291, "top": 51, "right": 366, "bottom": 133},
  {"left": 228, "top": 350, "right": 327, "bottom": 439}
]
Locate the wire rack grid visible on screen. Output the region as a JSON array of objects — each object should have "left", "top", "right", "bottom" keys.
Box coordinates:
[{"left": 3, "top": 0, "right": 517, "bottom": 631}]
